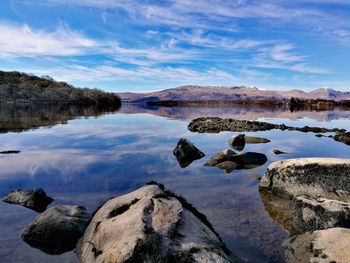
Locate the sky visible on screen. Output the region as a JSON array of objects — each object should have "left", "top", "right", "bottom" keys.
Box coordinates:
[{"left": 0, "top": 0, "right": 349, "bottom": 92}]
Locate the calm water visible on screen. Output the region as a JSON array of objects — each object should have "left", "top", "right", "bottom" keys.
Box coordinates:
[{"left": 0, "top": 104, "right": 349, "bottom": 263}]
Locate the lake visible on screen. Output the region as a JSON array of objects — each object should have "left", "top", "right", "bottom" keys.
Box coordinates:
[{"left": 0, "top": 103, "right": 349, "bottom": 263}]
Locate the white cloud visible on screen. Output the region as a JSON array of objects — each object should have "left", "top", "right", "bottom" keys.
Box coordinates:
[
  {"left": 0, "top": 22, "right": 107, "bottom": 57},
  {"left": 248, "top": 43, "right": 329, "bottom": 74},
  {"left": 11, "top": 64, "right": 236, "bottom": 83}
]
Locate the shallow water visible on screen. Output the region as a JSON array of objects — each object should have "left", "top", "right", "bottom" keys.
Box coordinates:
[{"left": 0, "top": 104, "right": 349, "bottom": 263}]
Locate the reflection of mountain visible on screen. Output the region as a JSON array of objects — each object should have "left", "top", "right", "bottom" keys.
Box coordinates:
[
  {"left": 0, "top": 103, "right": 120, "bottom": 133},
  {"left": 120, "top": 104, "right": 350, "bottom": 122}
]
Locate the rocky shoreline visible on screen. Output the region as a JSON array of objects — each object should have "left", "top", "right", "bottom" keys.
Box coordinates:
[
  {"left": 188, "top": 117, "right": 350, "bottom": 146},
  {"left": 260, "top": 158, "right": 350, "bottom": 262},
  {"left": 2, "top": 124, "right": 350, "bottom": 262}
]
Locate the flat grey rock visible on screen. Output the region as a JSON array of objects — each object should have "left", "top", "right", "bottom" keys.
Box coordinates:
[
  {"left": 283, "top": 227, "right": 350, "bottom": 263},
  {"left": 3, "top": 188, "right": 53, "bottom": 212},
  {"left": 260, "top": 158, "right": 350, "bottom": 201},
  {"left": 292, "top": 195, "right": 350, "bottom": 232},
  {"left": 22, "top": 205, "right": 91, "bottom": 255}
]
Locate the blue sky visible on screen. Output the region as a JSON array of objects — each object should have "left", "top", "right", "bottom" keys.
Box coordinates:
[{"left": 0, "top": 0, "right": 349, "bottom": 92}]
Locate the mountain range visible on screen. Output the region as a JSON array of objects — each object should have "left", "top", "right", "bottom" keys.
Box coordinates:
[{"left": 119, "top": 86, "right": 350, "bottom": 102}]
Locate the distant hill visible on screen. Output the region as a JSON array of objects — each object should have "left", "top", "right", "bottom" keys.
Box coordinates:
[
  {"left": 120, "top": 85, "right": 350, "bottom": 102},
  {"left": 0, "top": 71, "right": 121, "bottom": 106}
]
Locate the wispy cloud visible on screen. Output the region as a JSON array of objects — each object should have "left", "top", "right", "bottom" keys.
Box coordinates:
[
  {"left": 249, "top": 44, "right": 329, "bottom": 74},
  {"left": 0, "top": 22, "right": 107, "bottom": 57},
  {"left": 28, "top": 0, "right": 350, "bottom": 43},
  {"left": 2, "top": 0, "right": 349, "bottom": 91},
  {"left": 9, "top": 64, "right": 236, "bottom": 84}
]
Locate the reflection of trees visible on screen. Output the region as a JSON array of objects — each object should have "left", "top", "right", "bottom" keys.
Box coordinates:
[{"left": 0, "top": 103, "right": 121, "bottom": 133}]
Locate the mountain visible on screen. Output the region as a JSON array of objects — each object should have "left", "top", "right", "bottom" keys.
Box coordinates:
[
  {"left": 120, "top": 86, "right": 350, "bottom": 102},
  {"left": 0, "top": 71, "right": 121, "bottom": 106}
]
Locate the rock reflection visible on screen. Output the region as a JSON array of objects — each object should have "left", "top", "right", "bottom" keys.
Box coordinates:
[
  {"left": 259, "top": 190, "right": 300, "bottom": 236},
  {"left": 0, "top": 103, "right": 120, "bottom": 134},
  {"left": 205, "top": 151, "right": 268, "bottom": 173}
]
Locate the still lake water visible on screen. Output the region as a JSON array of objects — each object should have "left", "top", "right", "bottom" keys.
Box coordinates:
[{"left": 0, "top": 104, "right": 350, "bottom": 263}]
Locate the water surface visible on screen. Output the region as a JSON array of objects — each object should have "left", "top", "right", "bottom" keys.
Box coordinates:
[{"left": 0, "top": 104, "right": 349, "bottom": 263}]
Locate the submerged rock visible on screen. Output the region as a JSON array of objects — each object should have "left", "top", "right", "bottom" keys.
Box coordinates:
[
  {"left": 259, "top": 190, "right": 299, "bottom": 236},
  {"left": 173, "top": 138, "right": 205, "bottom": 168},
  {"left": 2, "top": 188, "right": 54, "bottom": 212},
  {"left": 22, "top": 205, "right": 91, "bottom": 255},
  {"left": 217, "top": 161, "right": 239, "bottom": 173},
  {"left": 292, "top": 195, "right": 350, "bottom": 232},
  {"left": 244, "top": 136, "right": 270, "bottom": 144},
  {"left": 259, "top": 158, "right": 350, "bottom": 201},
  {"left": 245, "top": 172, "right": 262, "bottom": 181},
  {"left": 334, "top": 131, "right": 350, "bottom": 145},
  {"left": 283, "top": 227, "right": 350, "bottom": 263},
  {"left": 0, "top": 150, "right": 20, "bottom": 154},
  {"left": 204, "top": 149, "right": 236, "bottom": 167},
  {"left": 188, "top": 117, "right": 350, "bottom": 146},
  {"left": 188, "top": 117, "right": 278, "bottom": 133},
  {"left": 228, "top": 134, "right": 245, "bottom": 151},
  {"left": 76, "top": 183, "right": 243, "bottom": 263},
  {"left": 188, "top": 117, "right": 343, "bottom": 134},
  {"left": 273, "top": 149, "right": 287, "bottom": 155},
  {"left": 207, "top": 152, "right": 268, "bottom": 173}
]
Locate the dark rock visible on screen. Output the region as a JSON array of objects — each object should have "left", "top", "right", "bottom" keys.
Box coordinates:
[
  {"left": 227, "top": 152, "right": 268, "bottom": 166},
  {"left": 292, "top": 195, "right": 350, "bottom": 232},
  {"left": 228, "top": 134, "right": 245, "bottom": 151},
  {"left": 0, "top": 150, "right": 20, "bottom": 154},
  {"left": 334, "top": 131, "right": 350, "bottom": 145},
  {"left": 2, "top": 188, "right": 53, "bottom": 212},
  {"left": 22, "top": 205, "right": 91, "bottom": 255},
  {"left": 188, "top": 117, "right": 349, "bottom": 146},
  {"left": 188, "top": 117, "right": 278, "bottom": 133},
  {"left": 173, "top": 138, "right": 205, "bottom": 168},
  {"left": 273, "top": 149, "right": 287, "bottom": 155}
]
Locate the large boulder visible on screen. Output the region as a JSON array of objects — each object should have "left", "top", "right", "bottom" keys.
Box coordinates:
[
  {"left": 259, "top": 158, "right": 350, "bottom": 201},
  {"left": 173, "top": 138, "right": 205, "bottom": 168},
  {"left": 292, "top": 195, "right": 350, "bottom": 232},
  {"left": 283, "top": 227, "right": 350, "bottom": 263},
  {"left": 76, "top": 183, "right": 243, "bottom": 263},
  {"left": 228, "top": 134, "right": 245, "bottom": 151},
  {"left": 2, "top": 188, "right": 54, "bottom": 212},
  {"left": 22, "top": 205, "right": 91, "bottom": 254}
]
